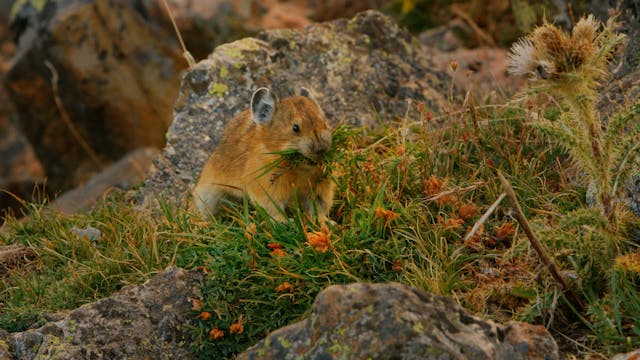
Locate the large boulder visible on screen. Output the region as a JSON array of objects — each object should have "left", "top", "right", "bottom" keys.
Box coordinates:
[
  {"left": 143, "top": 10, "right": 449, "bottom": 203},
  {"left": 4, "top": 0, "right": 186, "bottom": 192},
  {"left": 239, "top": 282, "right": 559, "bottom": 359},
  {"left": 141, "top": 0, "right": 390, "bottom": 60},
  {"left": 6, "top": 267, "right": 204, "bottom": 359}
]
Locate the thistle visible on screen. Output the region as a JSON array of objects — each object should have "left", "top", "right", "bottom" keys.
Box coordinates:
[{"left": 508, "top": 15, "right": 636, "bottom": 226}]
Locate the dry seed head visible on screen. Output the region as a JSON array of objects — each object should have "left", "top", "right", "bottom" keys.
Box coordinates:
[
  {"left": 572, "top": 15, "right": 600, "bottom": 43},
  {"left": 508, "top": 38, "right": 536, "bottom": 76},
  {"left": 531, "top": 24, "right": 569, "bottom": 62}
]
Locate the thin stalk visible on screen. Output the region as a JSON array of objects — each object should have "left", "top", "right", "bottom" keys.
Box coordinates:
[{"left": 497, "top": 169, "right": 584, "bottom": 310}]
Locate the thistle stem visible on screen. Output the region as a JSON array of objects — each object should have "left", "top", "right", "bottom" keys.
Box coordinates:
[{"left": 573, "top": 95, "right": 615, "bottom": 224}]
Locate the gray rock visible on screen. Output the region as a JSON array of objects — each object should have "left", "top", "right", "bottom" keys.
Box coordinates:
[
  {"left": 238, "top": 282, "right": 559, "bottom": 360},
  {"left": 5, "top": 0, "right": 186, "bottom": 192},
  {"left": 612, "top": 349, "right": 640, "bottom": 360},
  {"left": 8, "top": 267, "right": 204, "bottom": 360},
  {"left": 143, "top": 10, "right": 449, "bottom": 204},
  {"left": 0, "top": 328, "right": 11, "bottom": 359}
]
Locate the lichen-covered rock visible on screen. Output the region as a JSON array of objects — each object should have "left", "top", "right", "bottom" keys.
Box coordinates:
[
  {"left": 5, "top": 0, "right": 186, "bottom": 192},
  {"left": 140, "top": 0, "right": 390, "bottom": 60},
  {"left": 7, "top": 267, "right": 204, "bottom": 360},
  {"left": 144, "top": 10, "right": 449, "bottom": 204},
  {"left": 0, "top": 328, "right": 11, "bottom": 359},
  {"left": 238, "top": 282, "right": 559, "bottom": 360}
]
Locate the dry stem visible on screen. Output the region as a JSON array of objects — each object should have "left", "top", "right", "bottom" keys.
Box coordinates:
[{"left": 497, "top": 169, "right": 584, "bottom": 309}]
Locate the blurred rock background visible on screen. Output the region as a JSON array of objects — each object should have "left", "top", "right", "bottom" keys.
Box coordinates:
[{"left": 0, "top": 0, "right": 636, "bottom": 223}]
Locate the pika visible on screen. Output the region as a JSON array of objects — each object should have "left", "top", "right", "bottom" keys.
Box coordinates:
[{"left": 193, "top": 87, "right": 335, "bottom": 223}]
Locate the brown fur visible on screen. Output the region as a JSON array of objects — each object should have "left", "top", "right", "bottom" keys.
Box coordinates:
[{"left": 193, "top": 89, "right": 334, "bottom": 223}]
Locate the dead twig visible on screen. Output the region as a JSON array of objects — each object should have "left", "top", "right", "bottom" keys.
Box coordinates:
[
  {"left": 496, "top": 169, "right": 584, "bottom": 310},
  {"left": 159, "top": 0, "right": 195, "bottom": 68},
  {"left": 45, "top": 60, "right": 103, "bottom": 168},
  {"left": 464, "top": 192, "right": 506, "bottom": 244},
  {"left": 450, "top": 4, "right": 496, "bottom": 47}
]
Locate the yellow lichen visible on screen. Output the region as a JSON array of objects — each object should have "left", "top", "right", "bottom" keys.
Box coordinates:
[{"left": 209, "top": 83, "right": 228, "bottom": 97}]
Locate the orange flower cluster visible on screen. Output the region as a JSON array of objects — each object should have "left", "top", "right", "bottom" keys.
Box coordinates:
[
  {"left": 267, "top": 243, "right": 287, "bottom": 257},
  {"left": 458, "top": 203, "right": 477, "bottom": 220},
  {"left": 423, "top": 176, "right": 455, "bottom": 206},
  {"left": 199, "top": 311, "right": 212, "bottom": 320},
  {"left": 392, "top": 260, "right": 403, "bottom": 272},
  {"left": 374, "top": 207, "right": 400, "bottom": 222},
  {"left": 445, "top": 218, "right": 464, "bottom": 230},
  {"left": 230, "top": 319, "right": 244, "bottom": 335},
  {"left": 424, "top": 175, "right": 443, "bottom": 195},
  {"left": 209, "top": 327, "right": 224, "bottom": 340},
  {"left": 306, "top": 226, "right": 332, "bottom": 253},
  {"left": 208, "top": 318, "right": 244, "bottom": 341},
  {"left": 275, "top": 282, "right": 294, "bottom": 293},
  {"left": 191, "top": 298, "right": 204, "bottom": 311},
  {"left": 496, "top": 222, "right": 516, "bottom": 240},
  {"left": 244, "top": 223, "right": 257, "bottom": 239}
]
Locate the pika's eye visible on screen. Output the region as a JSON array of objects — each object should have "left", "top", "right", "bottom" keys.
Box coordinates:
[{"left": 292, "top": 124, "right": 301, "bottom": 133}]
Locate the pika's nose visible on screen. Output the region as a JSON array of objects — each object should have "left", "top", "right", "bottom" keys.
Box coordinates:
[{"left": 315, "top": 132, "right": 332, "bottom": 154}]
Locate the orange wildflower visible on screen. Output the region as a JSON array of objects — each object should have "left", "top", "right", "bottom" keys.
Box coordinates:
[
  {"left": 424, "top": 111, "right": 433, "bottom": 122},
  {"left": 267, "top": 243, "right": 282, "bottom": 250},
  {"left": 271, "top": 248, "right": 287, "bottom": 258},
  {"left": 458, "top": 203, "right": 477, "bottom": 220},
  {"left": 209, "top": 327, "right": 224, "bottom": 341},
  {"left": 397, "top": 144, "right": 405, "bottom": 155},
  {"left": 496, "top": 222, "right": 516, "bottom": 240},
  {"left": 244, "top": 223, "right": 257, "bottom": 239},
  {"left": 199, "top": 312, "right": 212, "bottom": 321},
  {"left": 423, "top": 176, "right": 444, "bottom": 195},
  {"left": 374, "top": 207, "right": 400, "bottom": 222},
  {"left": 392, "top": 260, "right": 403, "bottom": 272},
  {"left": 445, "top": 218, "right": 464, "bottom": 230},
  {"left": 306, "top": 226, "right": 332, "bottom": 253},
  {"left": 230, "top": 318, "right": 244, "bottom": 335},
  {"left": 191, "top": 298, "right": 203, "bottom": 311},
  {"left": 275, "top": 282, "right": 294, "bottom": 293},
  {"left": 450, "top": 59, "right": 459, "bottom": 72}
]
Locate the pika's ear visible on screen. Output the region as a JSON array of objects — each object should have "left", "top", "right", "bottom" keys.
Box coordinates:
[
  {"left": 298, "top": 87, "right": 324, "bottom": 112},
  {"left": 251, "top": 88, "right": 277, "bottom": 124},
  {"left": 299, "top": 87, "right": 312, "bottom": 98}
]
